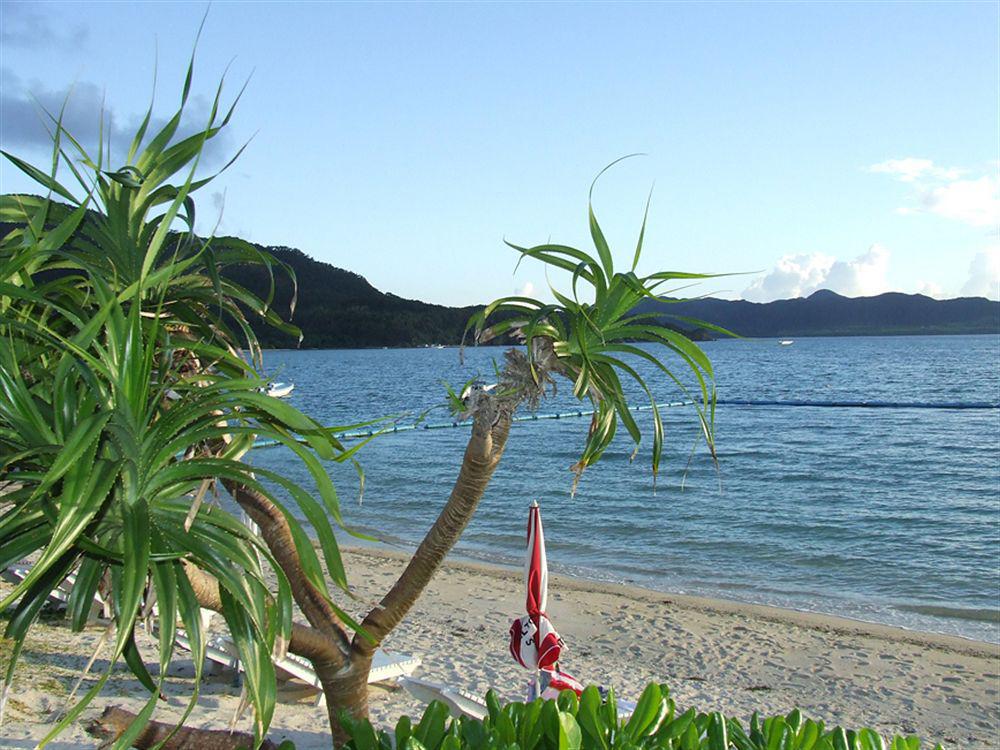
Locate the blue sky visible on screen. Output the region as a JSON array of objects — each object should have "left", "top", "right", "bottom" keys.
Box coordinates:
[{"left": 2, "top": 1, "right": 997, "bottom": 305}]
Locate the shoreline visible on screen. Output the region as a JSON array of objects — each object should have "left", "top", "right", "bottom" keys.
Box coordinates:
[{"left": 347, "top": 538, "right": 999, "bottom": 654}]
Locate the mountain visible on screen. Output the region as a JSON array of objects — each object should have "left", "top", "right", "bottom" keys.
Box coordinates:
[
  {"left": 219, "top": 243, "right": 485, "bottom": 348},
  {"left": 218, "top": 242, "right": 714, "bottom": 346},
  {"left": 0, "top": 217, "right": 480, "bottom": 348},
  {"left": 636, "top": 289, "right": 1000, "bottom": 338},
  {"left": 3, "top": 211, "right": 997, "bottom": 344},
  {"left": 229, "top": 248, "right": 998, "bottom": 344}
]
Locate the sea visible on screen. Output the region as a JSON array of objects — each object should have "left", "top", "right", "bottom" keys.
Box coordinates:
[{"left": 247, "top": 335, "right": 1000, "bottom": 644}]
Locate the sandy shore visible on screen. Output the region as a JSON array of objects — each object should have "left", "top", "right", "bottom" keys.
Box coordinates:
[{"left": 1, "top": 546, "right": 997, "bottom": 749}]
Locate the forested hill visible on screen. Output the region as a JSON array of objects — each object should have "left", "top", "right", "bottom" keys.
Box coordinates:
[
  {"left": 0, "top": 214, "right": 478, "bottom": 347},
  {"left": 219, "top": 243, "right": 482, "bottom": 348},
  {"left": 3, "top": 213, "right": 997, "bottom": 344},
  {"left": 638, "top": 289, "right": 1000, "bottom": 338},
  {"left": 206, "top": 242, "right": 1000, "bottom": 344}
]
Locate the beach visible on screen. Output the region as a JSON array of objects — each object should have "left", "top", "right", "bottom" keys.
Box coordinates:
[{"left": 1, "top": 546, "right": 997, "bottom": 749}]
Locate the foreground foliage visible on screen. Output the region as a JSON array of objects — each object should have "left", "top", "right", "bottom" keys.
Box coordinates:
[
  {"left": 0, "top": 49, "right": 364, "bottom": 747},
  {"left": 338, "top": 683, "right": 944, "bottom": 750}
]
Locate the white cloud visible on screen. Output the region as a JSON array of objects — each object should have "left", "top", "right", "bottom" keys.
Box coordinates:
[
  {"left": 870, "top": 157, "right": 999, "bottom": 229},
  {"left": 0, "top": 1, "right": 88, "bottom": 49},
  {"left": 914, "top": 281, "right": 944, "bottom": 299},
  {"left": 868, "top": 158, "right": 963, "bottom": 183},
  {"left": 742, "top": 244, "right": 891, "bottom": 302},
  {"left": 959, "top": 246, "right": 1000, "bottom": 300},
  {"left": 517, "top": 281, "right": 535, "bottom": 297},
  {"left": 915, "top": 176, "right": 1000, "bottom": 228},
  {"left": 741, "top": 253, "right": 834, "bottom": 301},
  {"left": 0, "top": 67, "right": 236, "bottom": 169}
]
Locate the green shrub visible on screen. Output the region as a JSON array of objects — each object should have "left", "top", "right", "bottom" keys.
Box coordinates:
[{"left": 336, "top": 683, "right": 943, "bottom": 750}]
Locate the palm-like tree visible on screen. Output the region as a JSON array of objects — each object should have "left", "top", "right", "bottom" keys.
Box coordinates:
[
  {"left": 332, "top": 164, "right": 722, "bottom": 726},
  {"left": 0, "top": 58, "right": 368, "bottom": 749},
  {"left": 0, "top": 58, "right": 722, "bottom": 750}
]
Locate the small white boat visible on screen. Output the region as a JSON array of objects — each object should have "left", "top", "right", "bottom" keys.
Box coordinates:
[
  {"left": 266, "top": 382, "right": 294, "bottom": 398},
  {"left": 779, "top": 340, "right": 794, "bottom": 346}
]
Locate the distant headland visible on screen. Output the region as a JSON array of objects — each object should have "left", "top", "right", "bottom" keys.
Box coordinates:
[
  {"left": 219, "top": 242, "right": 998, "bottom": 347},
  {"left": 3, "top": 217, "right": 996, "bottom": 347}
]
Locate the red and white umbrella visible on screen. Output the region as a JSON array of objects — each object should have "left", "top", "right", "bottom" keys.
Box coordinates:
[{"left": 509, "top": 501, "right": 564, "bottom": 671}]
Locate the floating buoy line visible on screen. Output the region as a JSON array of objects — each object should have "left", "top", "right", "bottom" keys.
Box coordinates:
[
  {"left": 715, "top": 398, "right": 999, "bottom": 410},
  {"left": 250, "top": 398, "right": 999, "bottom": 450}
]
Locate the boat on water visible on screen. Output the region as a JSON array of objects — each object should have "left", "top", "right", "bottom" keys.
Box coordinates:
[
  {"left": 266, "top": 382, "right": 294, "bottom": 398},
  {"left": 779, "top": 340, "right": 794, "bottom": 346}
]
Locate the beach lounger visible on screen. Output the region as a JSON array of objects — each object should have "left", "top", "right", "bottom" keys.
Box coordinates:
[
  {"left": 174, "top": 631, "right": 421, "bottom": 703},
  {"left": 399, "top": 676, "right": 635, "bottom": 721},
  {"left": 398, "top": 676, "right": 489, "bottom": 720},
  {"left": 1, "top": 564, "right": 107, "bottom": 619}
]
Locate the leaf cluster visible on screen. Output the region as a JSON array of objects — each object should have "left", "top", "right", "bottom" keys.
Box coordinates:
[
  {"left": 467, "top": 158, "right": 730, "bottom": 488},
  {"left": 337, "top": 683, "right": 943, "bottom": 750}
]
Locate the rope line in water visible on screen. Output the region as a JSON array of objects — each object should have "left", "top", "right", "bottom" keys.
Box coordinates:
[
  {"left": 251, "top": 398, "right": 998, "bottom": 449},
  {"left": 715, "top": 398, "right": 1000, "bottom": 410}
]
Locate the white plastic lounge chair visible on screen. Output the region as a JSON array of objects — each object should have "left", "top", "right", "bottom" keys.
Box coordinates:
[
  {"left": 174, "top": 631, "right": 420, "bottom": 703},
  {"left": 399, "top": 676, "right": 635, "bottom": 721},
  {"left": 1, "top": 564, "right": 107, "bottom": 619},
  {"left": 265, "top": 643, "right": 421, "bottom": 692},
  {"left": 398, "top": 676, "right": 489, "bottom": 721}
]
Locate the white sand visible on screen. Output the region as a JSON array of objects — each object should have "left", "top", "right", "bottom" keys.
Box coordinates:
[{"left": 1, "top": 546, "right": 997, "bottom": 749}]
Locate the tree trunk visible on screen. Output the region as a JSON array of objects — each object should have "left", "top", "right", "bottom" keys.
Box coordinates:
[
  {"left": 315, "top": 649, "right": 374, "bottom": 746},
  {"left": 222, "top": 478, "right": 352, "bottom": 655},
  {"left": 356, "top": 398, "right": 515, "bottom": 653},
  {"left": 333, "top": 348, "right": 548, "bottom": 732}
]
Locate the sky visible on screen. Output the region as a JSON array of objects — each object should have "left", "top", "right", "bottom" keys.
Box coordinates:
[{"left": 1, "top": 1, "right": 998, "bottom": 306}]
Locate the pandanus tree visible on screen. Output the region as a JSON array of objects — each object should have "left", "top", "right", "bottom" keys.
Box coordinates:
[
  {"left": 0, "top": 60, "right": 721, "bottom": 750},
  {"left": 341, "top": 161, "right": 724, "bottom": 718},
  {"left": 0, "top": 56, "right": 375, "bottom": 750}
]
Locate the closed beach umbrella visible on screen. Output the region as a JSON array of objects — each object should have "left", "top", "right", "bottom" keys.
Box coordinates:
[{"left": 509, "top": 501, "right": 563, "bottom": 671}]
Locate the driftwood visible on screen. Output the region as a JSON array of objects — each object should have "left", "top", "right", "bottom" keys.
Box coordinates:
[{"left": 84, "top": 706, "right": 281, "bottom": 750}]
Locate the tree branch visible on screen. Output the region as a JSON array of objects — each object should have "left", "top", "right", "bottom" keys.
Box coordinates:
[
  {"left": 183, "top": 555, "right": 344, "bottom": 665},
  {"left": 221, "top": 479, "right": 351, "bottom": 668}
]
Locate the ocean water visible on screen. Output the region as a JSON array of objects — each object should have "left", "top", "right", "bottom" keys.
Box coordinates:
[{"left": 248, "top": 335, "right": 1000, "bottom": 644}]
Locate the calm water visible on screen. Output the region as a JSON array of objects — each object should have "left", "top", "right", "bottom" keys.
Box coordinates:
[{"left": 249, "top": 335, "right": 1000, "bottom": 643}]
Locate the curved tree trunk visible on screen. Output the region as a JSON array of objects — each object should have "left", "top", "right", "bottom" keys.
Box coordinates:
[
  {"left": 353, "top": 345, "right": 557, "bottom": 659},
  {"left": 323, "top": 347, "right": 551, "bottom": 741},
  {"left": 357, "top": 400, "right": 515, "bottom": 651}
]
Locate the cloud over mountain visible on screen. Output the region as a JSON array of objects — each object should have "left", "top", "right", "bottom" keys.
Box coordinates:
[
  {"left": 960, "top": 246, "right": 1000, "bottom": 300},
  {"left": 742, "top": 244, "right": 890, "bottom": 302}
]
